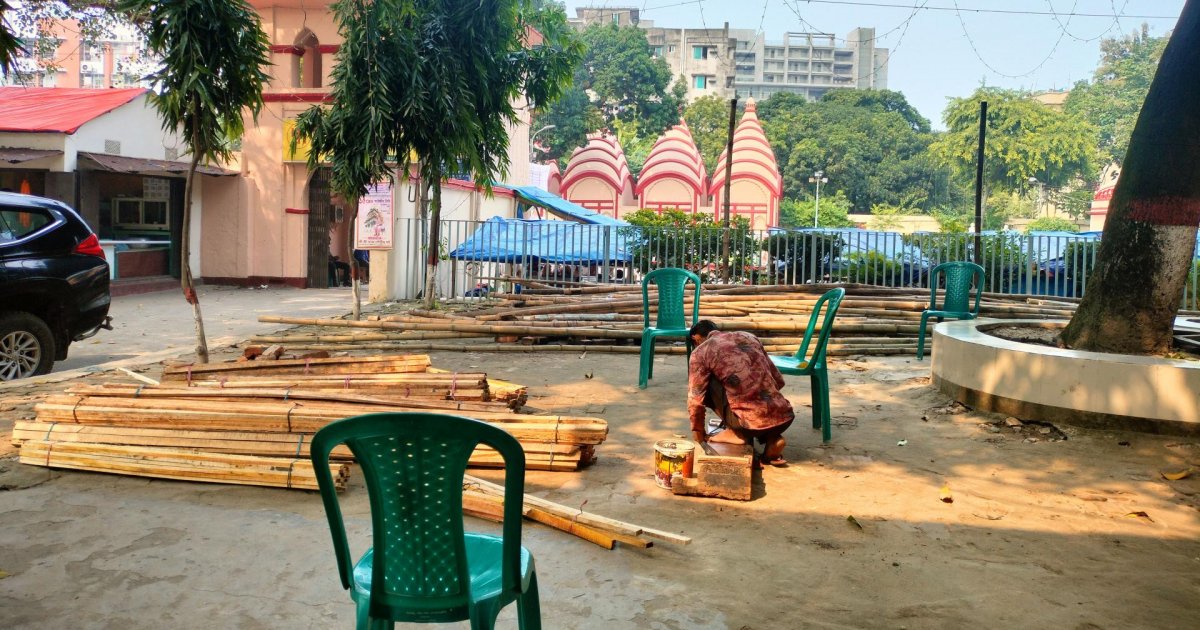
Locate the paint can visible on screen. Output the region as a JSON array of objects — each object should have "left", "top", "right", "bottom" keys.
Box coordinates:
[{"left": 653, "top": 439, "right": 695, "bottom": 490}]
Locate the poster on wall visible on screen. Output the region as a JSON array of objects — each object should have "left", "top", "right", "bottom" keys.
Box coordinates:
[{"left": 355, "top": 182, "right": 394, "bottom": 249}]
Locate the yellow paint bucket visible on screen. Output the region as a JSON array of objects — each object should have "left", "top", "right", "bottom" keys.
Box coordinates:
[{"left": 654, "top": 439, "right": 695, "bottom": 490}]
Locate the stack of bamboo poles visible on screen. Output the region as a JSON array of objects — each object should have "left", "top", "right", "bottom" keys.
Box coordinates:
[
  {"left": 15, "top": 355, "right": 606, "bottom": 493},
  {"left": 252, "top": 283, "right": 1091, "bottom": 357}
]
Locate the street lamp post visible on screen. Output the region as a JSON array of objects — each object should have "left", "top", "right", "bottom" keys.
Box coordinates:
[
  {"left": 808, "top": 170, "right": 828, "bottom": 228},
  {"left": 529, "top": 124, "right": 557, "bottom": 162},
  {"left": 1028, "top": 176, "right": 1047, "bottom": 218}
]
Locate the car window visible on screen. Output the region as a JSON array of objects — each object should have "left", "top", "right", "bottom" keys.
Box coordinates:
[{"left": 0, "top": 206, "right": 54, "bottom": 244}]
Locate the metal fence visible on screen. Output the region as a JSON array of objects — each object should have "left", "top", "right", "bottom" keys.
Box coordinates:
[{"left": 397, "top": 218, "right": 1200, "bottom": 311}]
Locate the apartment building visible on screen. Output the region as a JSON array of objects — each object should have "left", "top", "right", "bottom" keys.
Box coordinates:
[
  {"left": 570, "top": 7, "right": 888, "bottom": 102},
  {"left": 730, "top": 28, "right": 888, "bottom": 101},
  {"left": 644, "top": 24, "right": 737, "bottom": 101},
  {"left": 1, "top": 23, "right": 155, "bottom": 89}
]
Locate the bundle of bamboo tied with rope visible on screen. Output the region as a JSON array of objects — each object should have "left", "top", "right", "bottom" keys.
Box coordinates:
[{"left": 15, "top": 354, "right": 605, "bottom": 492}]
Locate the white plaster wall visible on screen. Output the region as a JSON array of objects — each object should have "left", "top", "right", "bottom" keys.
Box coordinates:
[
  {"left": 932, "top": 319, "right": 1200, "bottom": 425},
  {"left": 0, "top": 134, "right": 68, "bottom": 171},
  {"left": 71, "top": 95, "right": 185, "bottom": 162}
]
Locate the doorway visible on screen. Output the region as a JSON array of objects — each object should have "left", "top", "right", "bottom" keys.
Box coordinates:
[{"left": 306, "top": 168, "right": 332, "bottom": 288}]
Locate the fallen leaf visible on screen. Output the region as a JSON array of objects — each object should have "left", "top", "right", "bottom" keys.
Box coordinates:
[
  {"left": 584, "top": 372, "right": 594, "bottom": 379},
  {"left": 896, "top": 439, "right": 908, "bottom": 446},
  {"left": 1124, "top": 511, "right": 1154, "bottom": 523},
  {"left": 1118, "top": 441, "right": 1131, "bottom": 447},
  {"left": 846, "top": 515, "right": 863, "bottom": 530},
  {"left": 0, "top": 569, "right": 9, "bottom": 579},
  {"left": 939, "top": 485, "right": 954, "bottom": 503},
  {"left": 1161, "top": 469, "right": 1192, "bottom": 481}
]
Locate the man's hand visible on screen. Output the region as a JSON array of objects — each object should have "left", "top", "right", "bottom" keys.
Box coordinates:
[{"left": 692, "top": 430, "right": 708, "bottom": 444}]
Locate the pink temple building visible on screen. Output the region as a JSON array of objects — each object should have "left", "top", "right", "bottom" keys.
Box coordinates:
[
  {"left": 635, "top": 121, "right": 709, "bottom": 214},
  {"left": 707, "top": 99, "right": 783, "bottom": 230},
  {"left": 559, "top": 134, "right": 635, "bottom": 218}
]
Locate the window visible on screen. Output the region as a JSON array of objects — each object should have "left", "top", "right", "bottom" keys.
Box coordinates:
[
  {"left": 0, "top": 207, "right": 54, "bottom": 244},
  {"left": 694, "top": 75, "right": 707, "bottom": 89},
  {"left": 693, "top": 46, "right": 709, "bottom": 60},
  {"left": 112, "top": 198, "right": 169, "bottom": 231},
  {"left": 668, "top": 45, "right": 676, "bottom": 53},
  {"left": 612, "top": 13, "right": 619, "bottom": 25},
  {"left": 651, "top": 46, "right": 663, "bottom": 57}
]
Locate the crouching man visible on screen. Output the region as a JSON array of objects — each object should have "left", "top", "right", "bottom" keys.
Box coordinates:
[{"left": 687, "top": 319, "right": 795, "bottom": 466}]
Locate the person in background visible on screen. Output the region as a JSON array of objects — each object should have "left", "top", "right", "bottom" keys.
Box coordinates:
[
  {"left": 687, "top": 319, "right": 795, "bottom": 466},
  {"left": 352, "top": 249, "right": 370, "bottom": 282},
  {"left": 328, "top": 252, "right": 351, "bottom": 287}
]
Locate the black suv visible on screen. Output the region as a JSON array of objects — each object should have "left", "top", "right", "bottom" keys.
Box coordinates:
[{"left": 0, "top": 192, "right": 112, "bottom": 380}]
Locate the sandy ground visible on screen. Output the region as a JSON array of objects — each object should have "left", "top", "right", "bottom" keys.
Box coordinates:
[
  {"left": 2, "top": 341, "right": 1199, "bottom": 629},
  {"left": 52, "top": 285, "right": 365, "bottom": 373}
]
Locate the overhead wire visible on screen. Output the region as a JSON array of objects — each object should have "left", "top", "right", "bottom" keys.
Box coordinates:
[
  {"left": 950, "top": 0, "right": 1072, "bottom": 79},
  {"left": 1044, "top": 0, "right": 1130, "bottom": 43},
  {"left": 779, "top": 0, "right": 930, "bottom": 86},
  {"left": 778, "top": 0, "right": 1174, "bottom": 20}
]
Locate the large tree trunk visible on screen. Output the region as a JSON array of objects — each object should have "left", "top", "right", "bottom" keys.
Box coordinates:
[
  {"left": 346, "top": 197, "right": 361, "bottom": 321},
  {"left": 422, "top": 175, "right": 442, "bottom": 309},
  {"left": 180, "top": 150, "right": 210, "bottom": 363},
  {"left": 1060, "top": 0, "right": 1200, "bottom": 354}
]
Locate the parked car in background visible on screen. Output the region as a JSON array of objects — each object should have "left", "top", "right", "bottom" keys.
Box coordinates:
[{"left": 0, "top": 192, "right": 112, "bottom": 380}]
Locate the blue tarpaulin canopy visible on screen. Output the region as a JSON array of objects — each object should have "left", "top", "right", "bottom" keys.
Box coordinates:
[
  {"left": 450, "top": 217, "right": 631, "bottom": 263},
  {"left": 511, "top": 186, "right": 628, "bottom": 226}
]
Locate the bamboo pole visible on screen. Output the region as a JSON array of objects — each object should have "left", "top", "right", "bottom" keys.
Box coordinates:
[{"left": 19, "top": 440, "right": 347, "bottom": 491}]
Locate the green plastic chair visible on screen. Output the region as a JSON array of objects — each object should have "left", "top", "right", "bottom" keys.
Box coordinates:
[
  {"left": 917, "top": 262, "right": 985, "bottom": 361},
  {"left": 769, "top": 287, "right": 845, "bottom": 443},
  {"left": 310, "top": 412, "right": 539, "bottom": 630},
  {"left": 638, "top": 267, "right": 702, "bottom": 389}
]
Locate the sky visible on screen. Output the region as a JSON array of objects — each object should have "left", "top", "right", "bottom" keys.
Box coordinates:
[{"left": 562, "top": 0, "right": 1187, "bottom": 128}]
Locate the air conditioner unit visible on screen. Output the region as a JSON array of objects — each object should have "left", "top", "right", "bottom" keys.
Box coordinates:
[{"left": 81, "top": 62, "right": 99, "bottom": 74}]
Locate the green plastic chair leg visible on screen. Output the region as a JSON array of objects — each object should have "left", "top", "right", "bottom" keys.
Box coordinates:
[
  {"left": 518, "top": 572, "right": 542, "bottom": 630},
  {"left": 816, "top": 369, "right": 832, "bottom": 443},
  {"left": 355, "top": 595, "right": 370, "bottom": 630},
  {"left": 916, "top": 311, "right": 932, "bottom": 360},
  {"left": 638, "top": 331, "right": 654, "bottom": 389},
  {"left": 809, "top": 371, "right": 823, "bottom": 430}
]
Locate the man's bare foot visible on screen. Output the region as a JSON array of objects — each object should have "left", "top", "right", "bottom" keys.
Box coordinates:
[
  {"left": 708, "top": 428, "right": 747, "bottom": 444},
  {"left": 762, "top": 436, "right": 787, "bottom": 466}
]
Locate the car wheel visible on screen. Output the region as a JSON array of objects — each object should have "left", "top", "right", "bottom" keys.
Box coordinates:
[{"left": 0, "top": 312, "right": 56, "bottom": 381}]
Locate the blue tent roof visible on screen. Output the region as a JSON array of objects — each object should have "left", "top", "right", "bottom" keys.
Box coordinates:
[
  {"left": 450, "top": 217, "right": 631, "bottom": 263},
  {"left": 511, "top": 186, "right": 628, "bottom": 226}
]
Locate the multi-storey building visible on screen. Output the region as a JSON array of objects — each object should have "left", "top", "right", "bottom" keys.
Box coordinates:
[
  {"left": 644, "top": 24, "right": 737, "bottom": 101},
  {"left": 732, "top": 28, "right": 889, "bottom": 101},
  {"left": 569, "top": 7, "right": 887, "bottom": 102},
  {"left": 0, "top": 22, "right": 155, "bottom": 89}
]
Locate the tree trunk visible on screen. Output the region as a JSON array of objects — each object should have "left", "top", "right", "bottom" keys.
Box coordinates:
[
  {"left": 1060, "top": 0, "right": 1200, "bottom": 354},
  {"left": 346, "top": 197, "right": 361, "bottom": 320},
  {"left": 180, "top": 144, "right": 210, "bottom": 363},
  {"left": 423, "top": 174, "right": 442, "bottom": 309}
]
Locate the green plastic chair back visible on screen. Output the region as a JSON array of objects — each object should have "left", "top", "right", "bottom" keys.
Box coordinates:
[
  {"left": 788, "top": 287, "right": 845, "bottom": 372},
  {"left": 310, "top": 413, "right": 534, "bottom": 627},
  {"left": 769, "top": 288, "right": 845, "bottom": 442},
  {"left": 930, "top": 261, "right": 984, "bottom": 316},
  {"left": 917, "top": 262, "right": 985, "bottom": 360},
  {"left": 638, "top": 268, "right": 702, "bottom": 388},
  {"left": 642, "top": 267, "right": 702, "bottom": 331}
]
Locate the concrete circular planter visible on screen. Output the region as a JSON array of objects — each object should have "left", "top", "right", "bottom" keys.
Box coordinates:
[{"left": 931, "top": 319, "right": 1200, "bottom": 434}]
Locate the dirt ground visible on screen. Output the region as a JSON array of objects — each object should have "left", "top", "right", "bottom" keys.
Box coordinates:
[{"left": 2, "top": 344, "right": 1199, "bottom": 629}]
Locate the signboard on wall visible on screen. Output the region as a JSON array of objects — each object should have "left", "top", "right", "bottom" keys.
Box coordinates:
[
  {"left": 355, "top": 182, "right": 394, "bottom": 249},
  {"left": 282, "top": 119, "right": 313, "bottom": 163}
]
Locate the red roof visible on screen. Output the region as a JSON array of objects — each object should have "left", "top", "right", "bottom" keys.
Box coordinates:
[{"left": 0, "top": 87, "right": 149, "bottom": 134}]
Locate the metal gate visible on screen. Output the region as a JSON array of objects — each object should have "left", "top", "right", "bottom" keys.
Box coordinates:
[{"left": 306, "top": 168, "right": 332, "bottom": 288}]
